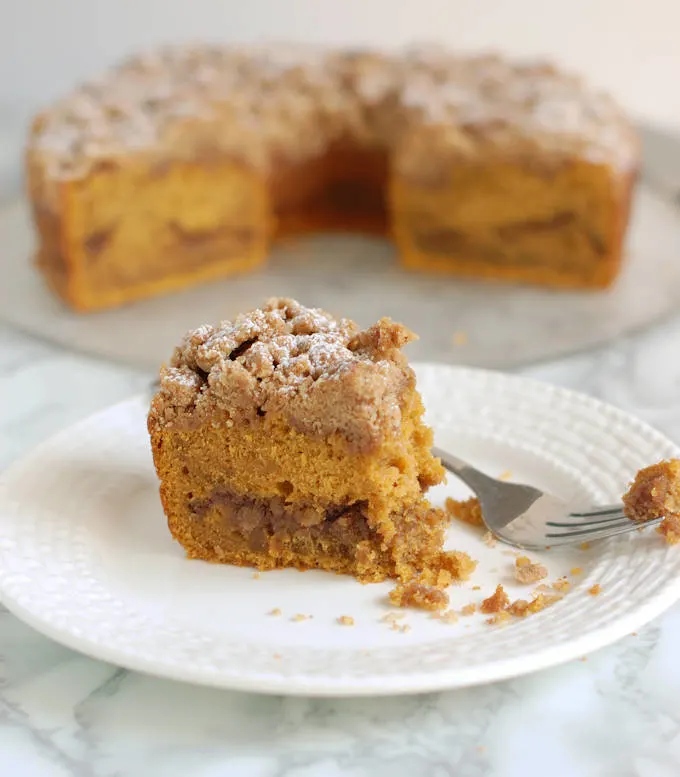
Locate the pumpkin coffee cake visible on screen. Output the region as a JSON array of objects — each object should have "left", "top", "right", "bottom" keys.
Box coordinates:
[{"left": 148, "top": 298, "right": 475, "bottom": 584}]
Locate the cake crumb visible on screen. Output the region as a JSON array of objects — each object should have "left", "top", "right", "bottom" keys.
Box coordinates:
[
  {"left": 389, "top": 581, "right": 449, "bottom": 611},
  {"left": 400, "top": 624, "right": 412, "bottom": 633},
  {"left": 580, "top": 542, "right": 591, "bottom": 551},
  {"left": 552, "top": 577, "right": 571, "bottom": 592},
  {"left": 452, "top": 331, "right": 468, "bottom": 347},
  {"left": 579, "top": 656, "right": 588, "bottom": 662},
  {"left": 570, "top": 567, "right": 583, "bottom": 576},
  {"left": 472, "top": 585, "right": 481, "bottom": 590},
  {"left": 445, "top": 497, "right": 484, "bottom": 527},
  {"left": 507, "top": 598, "right": 531, "bottom": 617},
  {"left": 498, "top": 470, "right": 513, "bottom": 481},
  {"left": 483, "top": 531, "right": 497, "bottom": 548},
  {"left": 269, "top": 607, "right": 282, "bottom": 616},
  {"left": 337, "top": 615, "right": 355, "bottom": 626},
  {"left": 514, "top": 557, "right": 548, "bottom": 584},
  {"left": 588, "top": 584, "right": 602, "bottom": 596},
  {"left": 508, "top": 593, "right": 560, "bottom": 617},
  {"left": 480, "top": 584, "right": 510, "bottom": 614},
  {"left": 291, "top": 613, "right": 311, "bottom": 622},
  {"left": 461, "top": 603, "right": 477, "bottom": 616},
  {"left": 252, "top": 571, "right": 261, "bottom": 579},
  {"left": 623, "top": 459, "right": 680, "bottom": 545},
  {"left": 273, "top": 653, "right": 282, "bottom": 660}
]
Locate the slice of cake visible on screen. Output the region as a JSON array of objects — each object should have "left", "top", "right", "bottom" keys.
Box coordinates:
[{"left": 148, "top": 297, "right": 475, "bottom": 583}]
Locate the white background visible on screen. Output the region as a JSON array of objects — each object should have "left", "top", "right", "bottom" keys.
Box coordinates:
[{"left": 1, "top": 0, "right": 680, "bottom": 132}]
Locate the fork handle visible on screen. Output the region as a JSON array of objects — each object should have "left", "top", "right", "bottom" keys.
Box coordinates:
[{"left": 431, "top": 447, "right": 501, "bottom": 494}]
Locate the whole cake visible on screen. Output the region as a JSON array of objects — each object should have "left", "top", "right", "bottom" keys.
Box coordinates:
[
  {"left": 26, "top": 44, "right": 639, "bottom": 312},
  {"left": 147, "top": 297, "right": 475, "bottom": 584}
]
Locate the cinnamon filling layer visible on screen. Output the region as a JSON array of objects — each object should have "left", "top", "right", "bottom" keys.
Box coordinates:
[{"left": 188, "top": 488, "right": 373, "bottom": 553}]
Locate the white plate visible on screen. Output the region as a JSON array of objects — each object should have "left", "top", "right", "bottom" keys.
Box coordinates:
[
  {"left": 0, "top": 364, "right": 679, "bottom": 697},
  {"left": 3, "top": 124, "right": 680, "bottom": 371}
]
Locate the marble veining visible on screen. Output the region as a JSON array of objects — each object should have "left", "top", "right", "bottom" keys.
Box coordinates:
[{"left": 4, "top": 294, "right": 680, "bottom": 775}]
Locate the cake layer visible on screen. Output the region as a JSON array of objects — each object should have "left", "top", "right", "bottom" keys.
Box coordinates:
[
  {"left": 391, "top": 159, "right": 636, "bottom": 289},
  {"left": 173, "top": 487, "right": 463, "bottom": 583},
  {"left": 26, "top": 44, "right": 640, "bottom": 311}
]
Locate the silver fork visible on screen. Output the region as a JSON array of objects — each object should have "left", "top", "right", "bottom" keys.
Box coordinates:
[{"left": 433, "top": 447, "right": 663, "bottom": 551}]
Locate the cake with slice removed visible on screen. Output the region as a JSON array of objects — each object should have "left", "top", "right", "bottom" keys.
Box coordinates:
[{"left": 147, "top": 297, "right": 475, "bottom": 584}]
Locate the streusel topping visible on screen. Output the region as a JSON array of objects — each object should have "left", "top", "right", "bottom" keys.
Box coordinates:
[
  {"left": 150, "top": 298, "right": 418, "bottom": 451},
  {"left": 28, "top": 43, "right": 638, "bottom": 186}
]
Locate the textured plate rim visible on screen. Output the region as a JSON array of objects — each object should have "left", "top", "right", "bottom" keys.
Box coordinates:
[{"left": 1, "top": 363, "right": 680, "bottom": 697}]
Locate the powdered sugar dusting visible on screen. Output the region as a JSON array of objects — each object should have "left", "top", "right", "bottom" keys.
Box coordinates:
[
  {"left": 27, "top": 43, "right": 638, "bottom": 184},
  {"left": 153, "top": 298, "right": 418, "bottom": 452}
]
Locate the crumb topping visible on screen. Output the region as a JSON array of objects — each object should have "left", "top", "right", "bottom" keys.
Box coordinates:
[
  {"left": 28, "top": 42, "right": 637, "bottom": 190},
  {"left": 150, "top": 297, "right": 418, "bottom": 452}
]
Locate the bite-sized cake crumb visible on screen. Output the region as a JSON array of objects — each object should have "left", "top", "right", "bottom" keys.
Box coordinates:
[
  {"left": 472, "top": 585, "right": 481, "bottom": 591},
  {"left": 513, "top": 556, "right": 548, "bottom": 584},
  {"left": 498, "top": 470, "right": 513, "bottom": 481},
  {"left": 480, "top": 584, "right": 510, "bottom": 614},
  {"left": 451, "top": 331, "right": 468, "bottom": 347},
  {"left": 253, "top": 571, "right": 261, "bottom": 579},
  {"left": 445, "top": 497, "right": 484, "bottom": 527},
  {"left": 483, "top": 531, "right": 497, "bottom": 548},
  {"left": 291, "top": 613, "right": 311, "bottom": 622},
  {"left": 552, "top": 577, "right": 571, "bottom": 592},
  {"left": 461, "top": 603, "right": 477, "bottom": 616},
  {"left": 623, "top": 460, "right": 680, "bottom": 517},
  {"left": 389, "top": 581, "right": 449, "bottom": 611},
  {"left": 580, "top": 542, "right": 591, "bottom": 551},
  {"left": 588, "top": 584, "right": 602, "bottom": 596},
  {"left": 337, "top": 615, "right": 355, "bottom": 626},
  {"left": 570, "top": 567, "right": 583, "bottom": 576},
  {"left": 623, "top": 459, "right": 680, "bottom": 545},
  {"left": 269, "top": 607, "right": 282, "bottom": 616},
  {"left": 399, "top": 624, "right": 412, "bottom": 633},
  {"left": 508, "top": 593, "right": 561, "bottom": 617}
]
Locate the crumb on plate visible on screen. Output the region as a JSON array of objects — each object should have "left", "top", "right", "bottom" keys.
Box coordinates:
[
  {"left": 480, "top": 584, "right": 510, "bottom": 614},
  {"left": 514, "top": 556, "right": 548, "bottom": 584},
  {"left": 389, "top": 581, "right": 449, "bottom": 611}
]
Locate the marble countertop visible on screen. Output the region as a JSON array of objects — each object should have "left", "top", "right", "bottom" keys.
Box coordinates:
[{"left": 3, "top": 313, "right": 680, "bottom": 777}]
